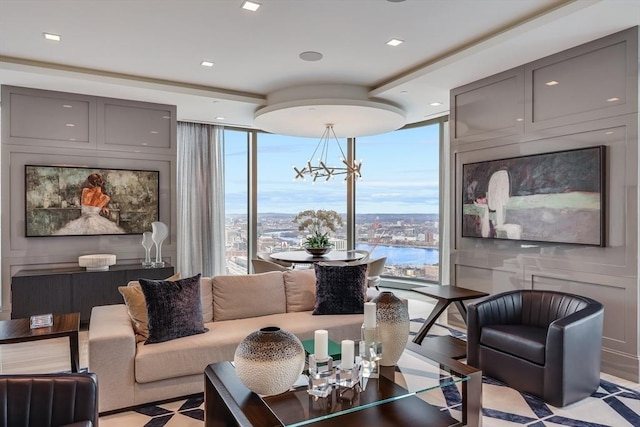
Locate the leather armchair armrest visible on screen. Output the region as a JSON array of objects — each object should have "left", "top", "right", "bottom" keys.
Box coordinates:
[
  {"left": 61, "top": 422, "right": 93, "bottom": 427},
  {"left": 544, "top": 302, "right": 604, "bottom": 406}
]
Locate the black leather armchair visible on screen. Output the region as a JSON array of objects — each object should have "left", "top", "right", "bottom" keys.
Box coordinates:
[
  {"left": 0, "top": 373, "right": 98, "bottom": 427},
  {"left": 467, "top": 290, "right": 604, "bottom": 407}
]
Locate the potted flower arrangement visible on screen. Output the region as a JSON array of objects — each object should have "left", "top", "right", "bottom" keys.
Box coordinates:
[{"left": 294, "top": 209, "right": 343, "bottom": 256}]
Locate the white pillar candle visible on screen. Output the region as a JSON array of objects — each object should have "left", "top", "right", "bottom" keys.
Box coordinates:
[
  {"left": 341, "top": 339, "right": 354, "bottom": 369},
  {"left": 364, "top": 302, "right": 376, "bottom": 328},
  {"left": 314, "top": 329, "right": 329, "bottom": 360}
]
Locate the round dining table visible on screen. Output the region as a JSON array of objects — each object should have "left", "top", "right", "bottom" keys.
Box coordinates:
[{"left": 270, "top": 250, "right": 366, "bottom": 264}]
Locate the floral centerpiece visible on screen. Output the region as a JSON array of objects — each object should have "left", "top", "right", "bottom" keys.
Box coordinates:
[{"left": 294, "top": 209, "right": 343, "bottom": 256}]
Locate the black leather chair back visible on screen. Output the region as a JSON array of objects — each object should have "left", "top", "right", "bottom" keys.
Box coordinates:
[
  {"left": 0, "top": 373, "right": 98, "bottom": 427},
  {"left": 474, "top": 290, "right": 592, "bottom": 328},
  {"left": 520, "top": 291, "right": 590, "bottom": 328}
]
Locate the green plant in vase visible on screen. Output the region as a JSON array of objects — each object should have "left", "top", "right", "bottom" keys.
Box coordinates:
[{"left": 294, "top": 209, "right": 343, "bottom": 255}]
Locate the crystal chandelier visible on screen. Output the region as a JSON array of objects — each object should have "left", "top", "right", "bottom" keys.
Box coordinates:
[{"left": 293, "top": 124, "right": 362, "bottom": 182}]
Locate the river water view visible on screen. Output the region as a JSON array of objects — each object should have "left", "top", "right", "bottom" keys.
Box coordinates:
[{"left": 356, "top": 244, "right": 439, "bottom": 266}]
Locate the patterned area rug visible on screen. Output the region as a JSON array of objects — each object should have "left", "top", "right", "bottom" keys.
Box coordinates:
[{"left": 99, "top": 319, "right": 640, "bottom": 427}]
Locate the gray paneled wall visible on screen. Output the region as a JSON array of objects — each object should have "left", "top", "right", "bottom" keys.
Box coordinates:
[
  {"left": 449, "top": 27, "right": 639, "bottom": 381},
  {"left": 0, "top": 85, "right": 178, "bottom": 318}
]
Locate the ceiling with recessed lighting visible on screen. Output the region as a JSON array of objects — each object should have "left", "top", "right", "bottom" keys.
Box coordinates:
[{"left": 0, "top": 0, "right": 638, "bottom": 137}]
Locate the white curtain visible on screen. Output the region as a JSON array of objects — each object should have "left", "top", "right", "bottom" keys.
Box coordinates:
[{"left": 176, "top": 122, "right": 226, "bottom": 277}]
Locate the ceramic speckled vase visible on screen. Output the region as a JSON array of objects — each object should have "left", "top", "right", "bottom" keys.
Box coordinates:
[
  {"left": 373, "top": 291, "right": 410, "bottom": 366},
  {"left": 234, "top": 326, "right": 305, "bottom": 396}
]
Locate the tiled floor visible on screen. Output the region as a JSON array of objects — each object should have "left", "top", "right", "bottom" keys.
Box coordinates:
[{"left": 2, "top": 287, "right": 639, "bottom": 426}]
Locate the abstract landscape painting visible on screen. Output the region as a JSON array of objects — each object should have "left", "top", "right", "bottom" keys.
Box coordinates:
[{"left": 462, "top": 146, "right": 605, "bottom": 246}]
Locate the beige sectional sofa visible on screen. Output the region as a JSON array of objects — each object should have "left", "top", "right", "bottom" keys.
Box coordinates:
[{"left": 88, "top": 269, "right": 364, "bottom": 412}]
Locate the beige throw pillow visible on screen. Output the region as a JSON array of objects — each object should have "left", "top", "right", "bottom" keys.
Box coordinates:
[
  {"left": 119, "top": 272, "right": 181, "bottom": 342},
  {"left": 283, "top": 268, "right": 316, "bottom": 312},
  {"left": 212, "top": 271, "right": 286, "bottom": 321}
]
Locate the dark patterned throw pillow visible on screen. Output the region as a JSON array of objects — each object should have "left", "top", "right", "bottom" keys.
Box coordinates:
[
  {"left": 139, "top": 273, "right": 208, "bottom": 344},
  {"left": 313, "top": 263, "right": 367, "bottom": 315}
]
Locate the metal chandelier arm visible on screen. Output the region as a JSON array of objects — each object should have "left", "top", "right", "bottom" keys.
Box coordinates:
[{"left": 292, "top": 124, "right": 362, "bottom": 182}]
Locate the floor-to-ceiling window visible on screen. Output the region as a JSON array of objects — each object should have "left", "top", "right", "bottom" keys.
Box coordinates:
[
  {"left": 256, "top": 133, "right": 347, "bottom": 255},
  {"left": 354, "top": 121, "right": 441, "bottom": 283},
  {"left": 222, "top": 117, "right": 446, "bottom": 286},
  {"left": 224, "top": 129, "right": 249, "bottom": 274}
]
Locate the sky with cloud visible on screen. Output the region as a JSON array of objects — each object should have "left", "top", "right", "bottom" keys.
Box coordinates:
[{"left": 224, "top": 123, "right": 440, "bottom": 215}]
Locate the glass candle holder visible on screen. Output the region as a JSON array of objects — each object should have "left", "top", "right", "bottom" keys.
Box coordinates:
[{"left": 307, "top": 354, "right": 334, "bottom": 398}]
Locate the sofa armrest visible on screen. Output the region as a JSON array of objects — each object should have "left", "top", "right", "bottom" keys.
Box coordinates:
[{"left": 88, "top": 304, "right": 137, "bottom": 413}]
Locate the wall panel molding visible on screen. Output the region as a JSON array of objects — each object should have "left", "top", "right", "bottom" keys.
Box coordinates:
[
  {"left": 449, "top": 26, "right": 638, "bottom": 381},
  {"left": 1, "top": 85, "right": 177, "bottom": 318}
]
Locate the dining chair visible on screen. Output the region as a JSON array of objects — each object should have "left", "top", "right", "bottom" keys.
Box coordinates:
[
  {"left": 256, "top": 251, "right": 294, "bottom": 269},
  {"left": 251, "top": 258, "right": 290, "bottom": 273},
  {"left": 347, "top": 249, "right": 371, "bottom": 263},
  {"left": 365, "top": 256, "right": 387, "bottom": 290}
]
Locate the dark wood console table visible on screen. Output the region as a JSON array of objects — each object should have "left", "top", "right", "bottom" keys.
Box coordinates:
[{"left": 11, "top": 264, "right": 174, "bottom": 323}]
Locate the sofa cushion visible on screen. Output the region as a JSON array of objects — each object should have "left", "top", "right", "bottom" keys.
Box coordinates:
[
  {"left": 139, "top": 274, "right": 208, "bottom": 344},
  {"left": 134, "top": 311, "right": 364, "bottom": 384},
  {"left": 118, "top": 272, "right": 181, "bottom": 342},
  {"left": 283, "top": 268, "right": 316, "bottom": 312},
  {"left": 212, "top": 271, "right": 286, "bottom": 321},
  {"left": 481, "top": 324, "right": 547, "bottom": 365},
  {"left": 313, "top": 263, "right": 367, "bottom": 315}
]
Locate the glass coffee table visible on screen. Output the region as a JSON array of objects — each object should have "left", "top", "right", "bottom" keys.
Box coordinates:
[{"left": 204, "top": 341, "right": 482, "bottom": 427}]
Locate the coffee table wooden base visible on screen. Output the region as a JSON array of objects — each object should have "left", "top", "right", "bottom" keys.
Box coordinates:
[{"left": 422, "top": 335, "right": 468, "bottom": 360}]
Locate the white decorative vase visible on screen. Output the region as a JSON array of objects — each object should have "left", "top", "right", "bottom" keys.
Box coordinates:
[
  {"left": 141, "top": 232, "right": 153, "bottom": 267},
  {"left": 234, "top": 326, "right": 305, "bottom": 396},
  {"left": 373, "top": 291, "right": 410, "bottom": 366}
]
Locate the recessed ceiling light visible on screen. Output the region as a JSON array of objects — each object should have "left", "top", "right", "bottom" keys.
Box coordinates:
[
  {"left": 200, "top": 60, "right": 214, "bottom": 67},
  {"left": 386, "top": 38, "right": 403, "bottom": 47},
  {"left": 150, "top": 131, "right": 159, "bottom": 134},
  {"left": 62, "top": 104, "right": 73, "bottom": 108},
  {"left": 216, "top": 116, "right": 225, "bottom": 120},
  {"left": 241, "top": 1, "right": 261, "bottom": 11},
  {"left": 545, "top": 80, "right": 559, "bottom": 86},
  {"left": 65, "top": 123, "right": 75, "bottom": 127},
  {"left": 607, "top": 97, "right": 620, "bottom": 102},
  {"left": 605, "top": 131, "right": 614, "bottom": 135},
  {"left": 43, "top": 32, "right": 61, "bottom": 41},
  {"left": 429, "top": 102, "right": 442, "bottom": 106},
  {"left": 516, "top": 118, "right": 524, "bottom": 122},
  {"left": 162, "top": 115, "right": 171, "bottom": 119},
  {"left": 299, "top": 51, "right": 323, "bottom": 61}
]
